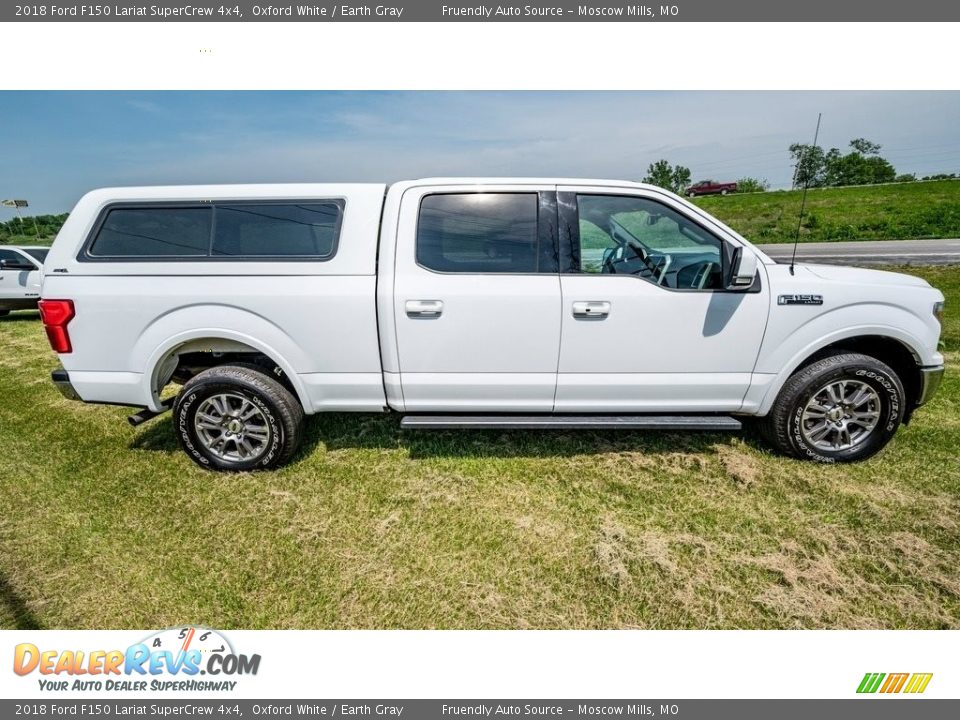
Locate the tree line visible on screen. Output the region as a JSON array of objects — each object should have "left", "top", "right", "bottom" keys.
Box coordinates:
[
  {"left": 641, "top": 138, "right": 957, "bottom": 194},
  {"left": 0, "top": 213, "right": 68, "bottom": 245}
]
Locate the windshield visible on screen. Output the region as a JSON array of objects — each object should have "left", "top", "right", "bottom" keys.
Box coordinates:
[{"left": 22, "top": 248, "right": 49, "bottom": 263}]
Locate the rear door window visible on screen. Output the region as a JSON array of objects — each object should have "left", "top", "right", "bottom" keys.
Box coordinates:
[{"left": 416, "top": 193, "right": 540, "bottom": 273}]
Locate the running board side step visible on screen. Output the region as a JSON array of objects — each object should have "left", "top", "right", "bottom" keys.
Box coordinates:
[
  {"left": 400, "top": 415, "right": 742, "bottom": 431},
  {"left": 128, "top": 398, "right": 174, "bottom": 427}
]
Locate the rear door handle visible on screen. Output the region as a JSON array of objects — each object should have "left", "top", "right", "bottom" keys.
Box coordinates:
[
  {"left": 406, "top": 299, "right": 444, "bottom": 318},
  {"left": 572, "top": 301, "right": 610, "bottom": 319}
]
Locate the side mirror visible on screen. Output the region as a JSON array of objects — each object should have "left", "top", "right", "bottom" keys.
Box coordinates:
[{"left": 727, "top": 248, "right": 758, "bottom": 289}]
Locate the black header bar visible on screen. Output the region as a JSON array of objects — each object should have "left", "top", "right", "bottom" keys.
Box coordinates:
[{"left": 5, "top": 0, "right": 960, "bottom": 22}]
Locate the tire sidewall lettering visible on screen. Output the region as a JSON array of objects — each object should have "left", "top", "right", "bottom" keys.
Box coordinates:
[
  {"left": 177, "top": 391, "right": 209, "bottom": 465},
  {"left": 247, "top": 392, "right": 283, "bottom": 466},
  {"left": 788, "top": 364, "right": 902, "bottom": 462},
  {"left": 853, "top": 368, "right": 901, "bottom": 431},
  {"left": 179, "top": 383, "right": 284, "bottom": 470}
]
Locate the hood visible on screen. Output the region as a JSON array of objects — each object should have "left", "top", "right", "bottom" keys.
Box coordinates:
[{"left": 802, "top": 263, "right": 931, "bottom": 288}]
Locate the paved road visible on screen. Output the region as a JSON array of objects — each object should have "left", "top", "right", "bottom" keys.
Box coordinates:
[{"left": 757, "top": 238, "right": 960, "bottom": 266}]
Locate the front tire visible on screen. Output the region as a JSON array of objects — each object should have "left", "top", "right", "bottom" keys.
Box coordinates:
[
  {"left": 173, "top": 364, "right": 304, "bottom": 471},
  {"left": 760, "top": 352, "right": 905, "bottom": 463}
]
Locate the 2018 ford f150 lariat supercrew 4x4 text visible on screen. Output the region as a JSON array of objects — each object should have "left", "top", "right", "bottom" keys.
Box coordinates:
[{"left": 39, "top": 179, "right": 945, "bottom": 470}]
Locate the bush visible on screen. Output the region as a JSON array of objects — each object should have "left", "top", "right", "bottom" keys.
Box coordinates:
[
  {"left": 736, "top": 177, "right": 770, "bottom": 194},
  {"left": 0, "top": 213, "right": 67, "bottom": 245}
]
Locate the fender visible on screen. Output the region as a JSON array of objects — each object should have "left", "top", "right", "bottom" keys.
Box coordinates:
[
  {"left": 134, "top": 305, "right": 312, "bottom": 413},
  {"left": 749, "top": 318, "right": 929, "bottom": 416}
]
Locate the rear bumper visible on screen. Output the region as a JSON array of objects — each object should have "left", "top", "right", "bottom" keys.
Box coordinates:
[
  {"left": 51, "top": 368, "right": 82, "bottom": 402},
  {"left": 917, "top": 365, "right": 945, "bottom": 406},
  {"left": 0, "top": 298, "right": 40, "bottom": 312}
]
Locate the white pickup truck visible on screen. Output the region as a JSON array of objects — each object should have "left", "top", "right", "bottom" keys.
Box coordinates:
[
  {"left": 0, "top": 245, "right": 48, "bottom": 315},
  {"left": 39, "top": 179, "right": 945, "bottom": 470}
]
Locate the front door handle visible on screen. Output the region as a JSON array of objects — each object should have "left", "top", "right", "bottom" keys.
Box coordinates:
[
  {"left": 406, "top": 299, "right": 444, "bottom": 318},
  {"left": 572, "top": 301, "right": 610, "bottom": 319}
]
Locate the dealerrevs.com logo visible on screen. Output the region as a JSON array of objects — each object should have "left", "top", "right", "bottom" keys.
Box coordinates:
[{"left": 13, "top": 627, "right": 260, "bottom": 692}]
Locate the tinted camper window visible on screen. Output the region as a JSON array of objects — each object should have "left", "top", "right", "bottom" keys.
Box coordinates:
[
  {"left": 84, "top": 201, "right": 343, "bottom": 261},
  {"left": 89, "top": 207, "right": 211, "bottom": 257},
  {"left": 212, "top": 203, "right": 341, "bottom": 258}
]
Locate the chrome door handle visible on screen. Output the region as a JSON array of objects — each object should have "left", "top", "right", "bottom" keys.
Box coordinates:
[
  {"left": 406, "top": 299, "right": 444, "bottom": 318},
  {"left": 572, "top": 301, "right": 610, "bottom": 319}
]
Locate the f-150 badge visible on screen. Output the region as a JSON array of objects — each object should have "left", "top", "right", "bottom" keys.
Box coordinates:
[{"left": 778, "top": 294, "right": 823, "bottom": 306}]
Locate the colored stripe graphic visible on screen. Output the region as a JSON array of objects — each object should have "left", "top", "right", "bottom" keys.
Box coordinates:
[
  {"left": 857, "top": 673, "right": 885, "bottom": 693},
  {"left": 857, "top": 672, "right": 932, "bottom": 694},
  {"left": 904, "top": 673, "right": 933, "bottom": 694},
  {"left": 880, "top": 673, "right": 908, "bottom": 693}
]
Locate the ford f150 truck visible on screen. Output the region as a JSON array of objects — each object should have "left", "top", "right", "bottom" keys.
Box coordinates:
[{"left": 39, "top": 179, "right": 945, "bottom": 471}]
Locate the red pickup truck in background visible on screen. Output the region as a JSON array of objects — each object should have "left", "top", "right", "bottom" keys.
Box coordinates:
[{"left": 686, "top": 180, "right": 738, "bottom": 197}]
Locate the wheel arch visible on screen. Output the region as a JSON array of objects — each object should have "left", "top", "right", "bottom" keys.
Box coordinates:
[
  {"left": 756, "top": 331, "right": 924, "bottom": 418},
  {"left": 141, "top": 330, "right": 310, "bottom": 413}
]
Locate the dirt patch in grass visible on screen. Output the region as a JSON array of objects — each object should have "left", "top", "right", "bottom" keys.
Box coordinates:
[
  {"left": 594, "top": 517, "right": 633, "bottom": 588},
  {"left": 715, "top": 443, "right": 763, "bottom": 488}
]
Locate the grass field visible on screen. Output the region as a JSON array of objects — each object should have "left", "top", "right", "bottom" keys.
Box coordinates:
[
  {"left": 1, "top": 267, "right": 959, "bottom": 630},
  {"left": 694, "top": 180, "right": 960, "bottom": 244}
]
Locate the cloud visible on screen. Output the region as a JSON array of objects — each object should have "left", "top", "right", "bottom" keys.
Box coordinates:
[
  {"left": 125, "top": 99, "right": 165, "bottom": 114},
  {"left": 3, "top": 91, "right": 959, "bottom": 214},
  {"left": 116, "top": 92, "right": 959, "bottom": 187}
]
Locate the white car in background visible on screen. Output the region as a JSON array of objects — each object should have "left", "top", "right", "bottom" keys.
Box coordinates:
[{"left": 0, "top": 245, "right": 47, "bottom": 315}]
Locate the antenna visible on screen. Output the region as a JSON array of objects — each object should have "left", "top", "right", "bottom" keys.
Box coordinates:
[{"left": 789, "top": 112, "right": 822, "bottom": 275}]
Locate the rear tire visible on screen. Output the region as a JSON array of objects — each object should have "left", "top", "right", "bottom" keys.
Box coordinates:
[
  {"left": 759, "top": 352, "right": 905, "bottom": 463},
  {"left": 173, "top": 364, "right": 304, "bottom": 471}
]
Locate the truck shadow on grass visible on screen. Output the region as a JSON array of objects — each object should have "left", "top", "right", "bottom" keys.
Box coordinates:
[
  {"left": 129, "top": 411, "right": 766, "bottom": 462},
  {"left": 0, "top": 570, "right": 44, "bottom": 630},
  {"left": 0, "top": 310, "right": 40, "bottom": 323}
]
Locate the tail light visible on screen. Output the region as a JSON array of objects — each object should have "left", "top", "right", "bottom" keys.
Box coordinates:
[{"left": 38, "top": 299, "right": 76, "bottom": 354}]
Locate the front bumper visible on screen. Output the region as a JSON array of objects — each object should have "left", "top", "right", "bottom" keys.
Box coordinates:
[
  {"left": 51, "top": 367, "right": 82, "bottom": 402},
  {"left": 917, "top": 365, "right": 945, "bottom": 406}
]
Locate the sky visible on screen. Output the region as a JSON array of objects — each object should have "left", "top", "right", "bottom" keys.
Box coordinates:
[{"left": 1, "top": 91, "right": 959, "bottom": 215}]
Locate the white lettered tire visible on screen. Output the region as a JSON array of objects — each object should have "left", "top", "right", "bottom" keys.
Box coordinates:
[
  {"left": 760, "top": 352, "right": 905, "bottom": 463},
  {"left": 173, "top": 364, "right": 304, "bottom": 471}
]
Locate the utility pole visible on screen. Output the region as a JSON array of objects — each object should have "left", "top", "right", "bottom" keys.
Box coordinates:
[{"left": 1, "top": 199, "right": 41, "bottom": 241}]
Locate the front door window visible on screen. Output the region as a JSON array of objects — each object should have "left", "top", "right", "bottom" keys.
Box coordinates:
[{"left": 577, "top": 194, "right": 724, "bottom": 290}]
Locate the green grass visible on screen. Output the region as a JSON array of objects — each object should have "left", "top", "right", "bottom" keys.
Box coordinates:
[
  {"left": 2, "top": 267, "right": 960, "bottom": 630},
  {"left": 693, "top": 180, "right": 960, "bottom": 244}
]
